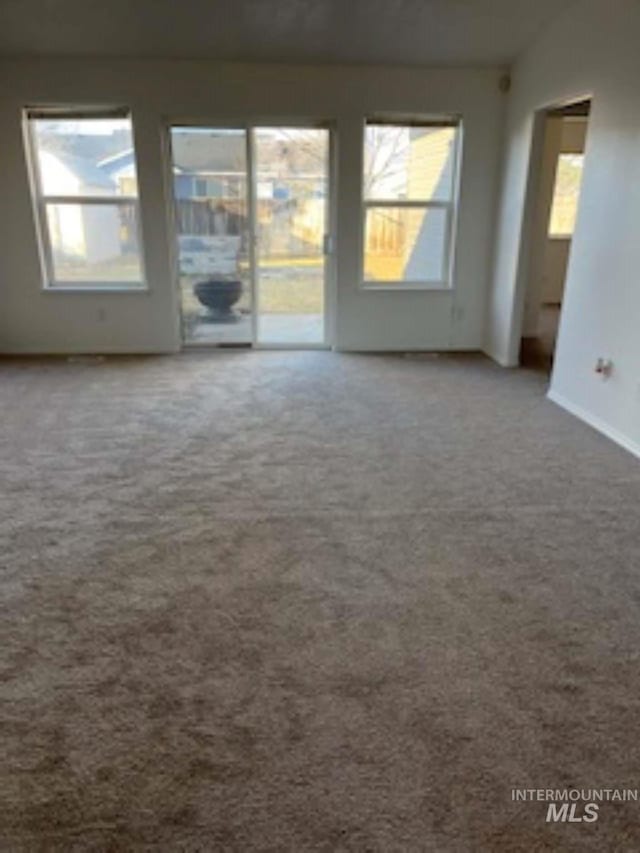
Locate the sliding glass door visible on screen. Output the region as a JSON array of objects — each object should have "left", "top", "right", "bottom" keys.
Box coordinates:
[{"left": 169, "top": 124, "right": 330, "bottom": 347}]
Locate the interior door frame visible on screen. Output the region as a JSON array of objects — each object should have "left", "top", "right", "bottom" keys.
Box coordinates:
[
  {"left": 164, "top": 117, "right": 336, "bottom": 350},
  {"left": 506, "top": 93, "right": 592, "bottom": 369}
]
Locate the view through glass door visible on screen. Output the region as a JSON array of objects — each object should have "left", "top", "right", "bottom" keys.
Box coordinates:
[
  {"left": 170, "top": 125, "right": 329, "bottom": 346},
  {"left": 171, "top": 127, "right": 253, "bottom": 345},
  {"left": 254, "top": 127, "right": 329, "bottom": 344}
]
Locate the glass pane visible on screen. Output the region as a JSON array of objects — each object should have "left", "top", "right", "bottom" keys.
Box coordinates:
[
  {"left": 364, "top": 206, "right": 448, "bottom": 283},
  {"left": 548, "top": 153, "right": 584, "bottom": 237},
  {"left": 45, "top": 202, "right": 143, "bottom": 285},
  {"left": 364, "top": 124, "right": 457, "bottom": 202},
  {"left": 170, "top": 127, "right": 251, "bottom": 345},
  {"left": 32, "top": 117, "right": 137, "bottom": 197},
  {"left": 254, "top": 127, "right": 327, "bottom": 344}
]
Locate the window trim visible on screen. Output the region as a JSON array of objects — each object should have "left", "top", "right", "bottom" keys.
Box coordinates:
[
  {"left": 360, "top": 117, "right": 462, "bottom": 291},
  {"left": 24, "top": 106, "right": 147, "bottom": 292}
]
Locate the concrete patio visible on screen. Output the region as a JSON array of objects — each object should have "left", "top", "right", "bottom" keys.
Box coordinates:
[{"left": 187, "top": 312, "right": 324, "bottom": 345}]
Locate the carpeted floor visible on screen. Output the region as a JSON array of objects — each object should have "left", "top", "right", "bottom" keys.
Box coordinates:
[{"left": 1, "top": 351, "right": 640, "bottom": 851}]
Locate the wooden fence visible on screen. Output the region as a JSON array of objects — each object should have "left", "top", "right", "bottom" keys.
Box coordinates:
[
  {"left": 365, "top": 209, "right": 406, "bottom": 255},
  {"left": 175, "top": 199, "right": 246, "bottom": 235}
]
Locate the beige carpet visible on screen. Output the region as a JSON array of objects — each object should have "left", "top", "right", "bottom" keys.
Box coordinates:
[{"left": 1, "top": 351, "right": 639, "bottom": 851}]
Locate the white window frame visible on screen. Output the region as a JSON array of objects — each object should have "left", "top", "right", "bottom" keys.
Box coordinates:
[
  {"left": 24, "top": 106, "right": 146, "bottom": 292},
  {"left": 361, "top": 116, "right": 462, "bottom": 291}
]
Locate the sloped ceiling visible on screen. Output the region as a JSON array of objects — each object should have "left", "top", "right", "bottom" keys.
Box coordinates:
[{"left": 0, "top": 0, "right": 575, "bottom": 66}]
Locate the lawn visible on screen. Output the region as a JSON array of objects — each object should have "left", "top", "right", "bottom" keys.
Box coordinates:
[{"left": 180, "top": 260, "right": 324, "bottom": 318}]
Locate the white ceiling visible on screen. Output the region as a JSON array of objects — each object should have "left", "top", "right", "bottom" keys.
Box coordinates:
[{"left": 0, "top": 0, "right": 575, "bottom": 66}]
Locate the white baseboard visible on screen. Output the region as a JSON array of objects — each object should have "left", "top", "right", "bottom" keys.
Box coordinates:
[{"left": 547, "top": 389, "right": 640, "bottom": 461}]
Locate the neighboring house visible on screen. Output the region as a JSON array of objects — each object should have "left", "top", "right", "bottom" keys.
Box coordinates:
[
  {"left": 97, "top": 148, "right": 138, "bottom": 195},
  {"left": 43, "top": 134, "right": 328, "bottom": 275},
  {"left": 404, "top": 127, "right": 455, "bottom": 281},
  {"left": 99, "top": 144, "right": 247, "bottom": 200},
  {"left": 38, "top": 149, "right": 122, "bottom": 266}
]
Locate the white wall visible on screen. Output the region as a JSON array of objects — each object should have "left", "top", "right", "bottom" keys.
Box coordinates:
[
  {"left": 485, "top": 0, "right": 640, "bottom": 456},
  {"left": 541, "top": 239, "right": 570, "bottom": 304},
  {"left": 0, "top": 59, "right": 504, "bottom": 354}
]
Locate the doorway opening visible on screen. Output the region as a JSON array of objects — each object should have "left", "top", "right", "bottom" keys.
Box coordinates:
[
  {"left": 169, "top": 125, "right": 331, "bottom": 348},
  {"left": 520, "top": 99, "right": 591, "bottom": 372}
]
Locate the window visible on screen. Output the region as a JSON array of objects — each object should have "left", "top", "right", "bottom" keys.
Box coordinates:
[
  {"left": 194, "top": 178, "right": 208, "bottom": 197},
  {"left": 548, "top": 153, "right": 584, "bottom": 238},
  {"left": 362, "top": 118, "right": 461, "bottom": 288},
  {"left": 25, "top": 107, "right": 144, "bottom": 289}
]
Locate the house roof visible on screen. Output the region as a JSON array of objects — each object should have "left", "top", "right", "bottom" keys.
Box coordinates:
[
  {"left": 43, "top": 150, "right": 116, "bottom": 190},
  {"left": 98, "top": 148, "right": 135, "bottom": 172}
]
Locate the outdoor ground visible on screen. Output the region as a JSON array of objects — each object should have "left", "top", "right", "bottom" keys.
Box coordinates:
[{"left": 181, "top": 261, "right": 324, "bottom": 344}]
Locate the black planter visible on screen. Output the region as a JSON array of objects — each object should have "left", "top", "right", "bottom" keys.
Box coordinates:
[{"left": 194, "top": 279, "right": 243, "bottom": 319}]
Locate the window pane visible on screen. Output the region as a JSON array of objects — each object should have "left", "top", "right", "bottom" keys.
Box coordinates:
[
  {"left": 32, "top": 117, "right": 137, "bottom": 197},
  {"left": 170, "top": 127, "right": 252, "bottom": 344},
  {"left": 364, "top": 124, "right": 457, "bottom": 202},
  {"left": 364, "top": 206, "right": 448, "bottom": 283},
  {"left": 254, "top": 127, "right": 328, "bottom": 345},
  {"left": 45, "top": 202, "right": 143, "bottom": 284},
  {"left": 548, "top": 153, "right": 584, "bottom": 236},
  {"left": 170, "top": 127, "right": 248, "bottom": 252}
]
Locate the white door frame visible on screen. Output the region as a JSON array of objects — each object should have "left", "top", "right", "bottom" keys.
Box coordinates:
[{"left": 507, "top": 94, "right": 592, "bottom": 368}]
